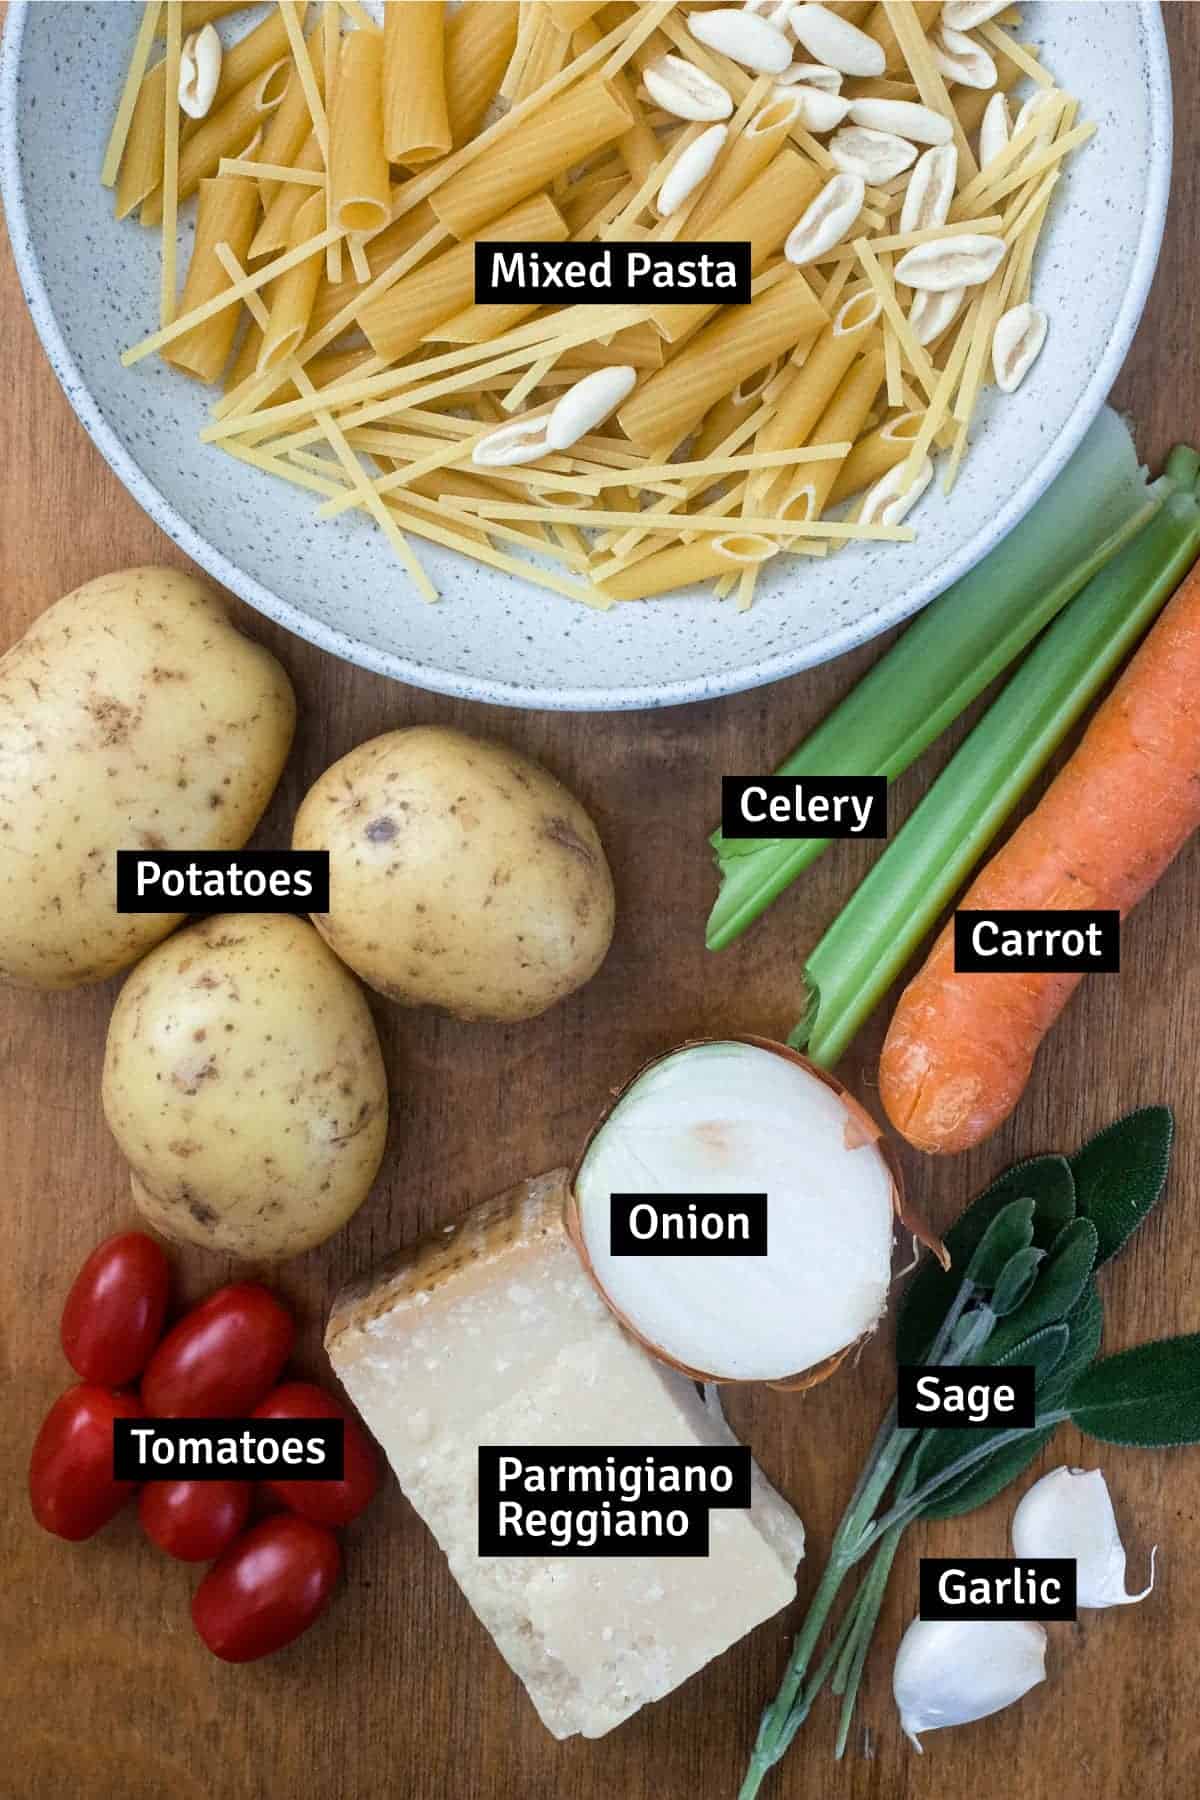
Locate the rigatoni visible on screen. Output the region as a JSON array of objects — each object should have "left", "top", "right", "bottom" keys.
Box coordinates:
[
  {"left": 620, "top": 274, "right": 828, "bottom": 452},
  {"left": 360, "top": 193, "right": 567, "bottom": 364},
  {"left": 163, "top": 175, "right": 259, "bottom": 381},
  {"left": 443, "top": 1, "right": 520, "bottom": 148},
  {"left": 384, "top": 0, "right": 451, "bottom": 165},
  {"left": 429, "top": 71, "right": 634, "bottom": 238},
  {"left": 259, "top": 190, "right": 327, "bottom": 371},
  {"left": 330, "top": 29, "right": 389, "bottom": 233}
]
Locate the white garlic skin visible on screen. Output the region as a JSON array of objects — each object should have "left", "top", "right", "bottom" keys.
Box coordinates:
[
  {"left": 1011, "top": 1466, "right": 1156, "bottom": 1609},
  {"left": 893, "top": 1616, "right": 1047, "bottom": 1750}
]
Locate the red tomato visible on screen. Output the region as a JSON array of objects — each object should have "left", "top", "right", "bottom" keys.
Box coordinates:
[
  {"left": 191, "top": 1514, "right": 340, "bottom": 1662},
  {"left": 139, "top": 1479, "right": 252, "bottom": 1562},
  {"left": 141, "top": 1284, "right": 294, "bottom": 1418},
  {"left": 61, "top": 1232, "right": 170, "bottom": 1386},
  {"left": 30, "top": 1384, "right": 144, "bottom": 1541},
  {"left": 253, "top": 1382, "right": 380, "bottom": 1527}
]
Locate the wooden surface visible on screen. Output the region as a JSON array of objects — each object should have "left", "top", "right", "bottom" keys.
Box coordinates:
[{"left": 3, "top": 10, "right": 1200, "bottom": 1799}]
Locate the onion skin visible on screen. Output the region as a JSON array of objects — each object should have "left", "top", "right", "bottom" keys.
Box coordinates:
[{"left": 565, "top": 1035, "right": 947, "bottom": 1389}]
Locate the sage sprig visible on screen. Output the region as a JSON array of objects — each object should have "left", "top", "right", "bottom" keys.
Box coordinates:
[{"left": 739, "top": 1107, "right": 1184, "bottom": 1799}]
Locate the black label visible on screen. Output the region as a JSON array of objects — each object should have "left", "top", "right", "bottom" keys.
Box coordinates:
[
  {"left": 115, "top": 850, "right": 330, "bottom": 914},
  {"left": 919, "top": 1558, "right": 1077, "bottom": 1622},
  {"left": 610, "top": 1193, "right": 768, "bottom": 1256},
  {"left": 953, "top": 909, "right": 1120, "bottom": 973},
  {"left": 477, "top": 1446, "right": 752, "bottom": 1556},
  {"left": 474, "top": 240, "right": 752, "bottom": 305},
  {"left": 897, "top": 1366, "right": 1037, "bottom": 1429},
  {"left": 720, "top": 776, "right": 886, "bottom": 840},
  {"left": 113, "top": 1418, "right": 343, "bottom": 1481}
]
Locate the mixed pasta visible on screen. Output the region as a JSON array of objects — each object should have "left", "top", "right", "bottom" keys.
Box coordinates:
[{"left": 104, "top": 0, "right": 1093, "bottom": 610}]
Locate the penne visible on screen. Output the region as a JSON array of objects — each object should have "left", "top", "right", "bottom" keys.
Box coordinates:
[
  {"left": 650, "top": 150, "right": 823, "bottom": 343},
  {"left": 251, "top": 132, "right": 325, "bottom": 257},
  {"left": 384, "top": 1, "right": 451, "bottom": 166},
  {"left": 620, "top": 273, "right": 827, "bottom": 452},
  {"left": 259, "top": 191, "right": 328, "bottom": 371},
  {"left": 755, "top": 292, "right": 882, "bottom": 502},
  {"left": 163, "top": 175, "right": 259, "bottom": 382},
  {"left": 444, "top": 2, "right": 521, "bottom": 149},
  {"left": 252, "top": 38, "right": 325, "bottom": 211},
  {"left": 827, "top": 409, "right": 924, "bottom": 504},
  {"left": 687, "top": 94, "right": 810, "bottom": 237},
  {"left": 141, "top": 59, "right": 290, "bottom": 224},
  {"left": 360, "top": 193, "right": 567, "bottom": 364},
  {"left": 779, "top": 347, "right": 887, "bottom": 520},
  {"left": 599, "top": 536, "right": 777, "bottom": 604},
  {"left": 330, "top": 29, "right": 390, "bottom": 233},
  {"left": 428, "top": 71, "right": 634, "bottom": 240},
  {"left": 115, "top": 56, "right": 168, "bottom": 220}
]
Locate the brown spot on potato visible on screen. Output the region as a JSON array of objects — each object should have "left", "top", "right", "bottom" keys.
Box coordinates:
[
  {"left": 543, "top": 816, "right": 596, "bottom": 865},
  {"left": 365, "top": 816, "right": 397, "bottom": 842},
  {"left": 168, "top": 1139, "right": 202, "bottom": 1158},
  {"left": 87, "top": 695, "right": 135, "bottom": 746}
]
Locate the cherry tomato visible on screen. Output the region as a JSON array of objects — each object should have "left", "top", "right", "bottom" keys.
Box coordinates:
[
  {"left": 141, "top": 1284, "right": 294, "bottom": 1418},
  {"left": 30, "top": 1384, "right": 144, "bottom": 1541},
  {"left": 191, "top": 1514, "right": 340, "bottom": 1662},
  {"left": 253, "top": 1382, "right": 380, "bottom": 1527},
  {"left": 139, "top": 1479, "right": 252, "bottom": 1562},
  {"left": 61, "top": 1232, "right": 170, "bottom": 1386}
]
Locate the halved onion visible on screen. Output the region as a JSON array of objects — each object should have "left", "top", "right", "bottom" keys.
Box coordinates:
[{"left": 567, "top": 1037, "right": 944, "bottom": 1386}]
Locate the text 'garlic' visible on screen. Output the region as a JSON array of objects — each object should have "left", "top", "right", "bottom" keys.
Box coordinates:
[
  {"left": 1011, "top": 1467, "right": 1157, "bottom": 1609},
  {"left": 992, "top": 303, "right": 1048, "bottom": 393},
  {"left": 179, "top": 23, "right": 222, "bottom": 121},
  {"left": 546, "top": 366, "right": 637, "bottom": 451},
  {"left": 644, "top": 55, "right": 732, "bottom": 122},
  {"left": 656, "top": 124, "right": 727, "bottom": 217},
  {"left": 785, "top": 172, "right": 865, "bottom": 265},
  {"left": 688, "top": 8, "right": 793, "bottom": 74},
  {"left": 571, "top": 1039, "right": 913, "bottom": 1384},
  {"left": 893, "top": 1617, "right": 1047, "bottom": 1751},
  {"left": 895, "top": 233, "right": 1005, "bottom": 292},
  {"left": 789, "top": 4, "right": 886, "bottom": 77},
  {"left": 829, "top": 125, "right": 917, "bottom": 183}
]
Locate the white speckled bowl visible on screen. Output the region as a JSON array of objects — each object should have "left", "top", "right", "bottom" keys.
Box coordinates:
[{"left": 0, "top": 3, "right": 1171, "bottom": 710}]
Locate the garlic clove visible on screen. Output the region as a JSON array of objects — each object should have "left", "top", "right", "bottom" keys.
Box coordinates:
[
  {"left": 909, "top": 284, "right": 967, "bottom": 347},
  {"left": 788, "top": 4, "right": 886, "bottom": 77},
  {"left": 860, "top": 455, "right": 933, "bottom": 528},
  {"left": 1010, "top": 1466, "right": 1157, "bottom": 1609},
  {"left": 828, "top": 125, "right": 917, "bottom": 183},
  {"left": 546, "top": 366, "right": 637, "bottom": 450},
  {"left": 991, "top": 302, "right": 1048, "bottom": 393},
  {"left": 785, "top": 172, "right": 866, "bottom": 266},
  {"left": 893, "top": 1617, "right": 1047, "bottom": 1750},
  {"left": 900, "top": 143, "right": 958, "bottom": 236},
  {"left": 847, "top": 97, "right": 954, "bottom": 147},
  {"left": 932, "top": 22, "right": 997, "bottom": 91}
]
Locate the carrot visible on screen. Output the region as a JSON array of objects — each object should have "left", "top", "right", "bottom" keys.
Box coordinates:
[{"left": 880, "top": 557, "right": 1200, "bottom": 1154}]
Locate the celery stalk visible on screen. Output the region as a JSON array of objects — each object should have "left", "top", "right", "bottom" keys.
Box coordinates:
[
  {"left": 794, "top": 468, "right": 1200, "bottom": 1070},
  {"left": 707, "top": 407, "right": 1160, "bottom": 951}
]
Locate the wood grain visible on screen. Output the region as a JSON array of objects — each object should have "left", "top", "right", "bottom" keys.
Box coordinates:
[{"left": 2, "top": 9, "right": 1198, "bottom": 1798}]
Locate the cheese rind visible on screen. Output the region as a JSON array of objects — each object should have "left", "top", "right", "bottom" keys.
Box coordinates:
[{"left": 326, "top": 1168, "right": 805, "bottom": 1740}]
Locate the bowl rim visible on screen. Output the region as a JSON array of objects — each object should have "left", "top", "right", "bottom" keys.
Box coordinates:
[{"left": 0, "top": 1, "right": 1173, "bottom": 713}]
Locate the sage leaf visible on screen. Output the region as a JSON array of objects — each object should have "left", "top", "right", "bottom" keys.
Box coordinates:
[
  {"left": 1069, "top": 1333, "right": 1200, "bottom": 1447},
  {"left": 1070, "top": 1105, "right": 1174, "bottom": 1267},
  {"left": 1040, "top": 1280, "right": 1104, "bottom": 1412},
  {"left": 912, "top": 1324, "right": 1069, "bottom": 1490},
  {"left": 896, "top": 1155, "right": 1074, "bottom": 1364},
  {"left": 965, "top": 1199, "right": 1036, "bottom": 1287},
  {"left": 920, "top": 1426, "right": 1058, "bottom": 1522},
  {"left": 983, "top": 1219, "right": 1099, "bottom": 1365},
  {"left": 989, "top": 1246, "right": 1044, "bottom": 1317}
]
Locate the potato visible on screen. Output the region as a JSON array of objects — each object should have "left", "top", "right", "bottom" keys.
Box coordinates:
[
  {"left": 102, "top": 913, "right": 388, "bottom": 1259},
  {"left": 0, "top": 566, "right": 295, "bottom": 988},
  {"left": 293, "top": 726, "right": 615, "bottom": 1022}
]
